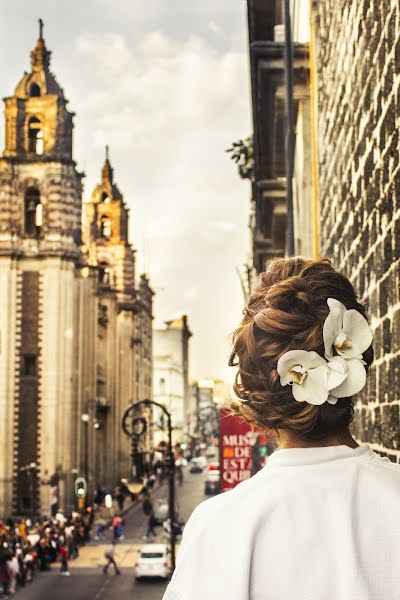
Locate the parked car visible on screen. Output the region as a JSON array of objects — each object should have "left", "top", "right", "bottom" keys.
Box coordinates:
[
  {"left": 195, "top": 455, "right": 208, "bottom": 469},
  {"left": 135, "top": 543, "right": 171, "bottom": 580},
  {"left": 204, "top": 469, "right": 220, "bottom": 495},
  {"left": 205, "top": 446, "right": 218, "bottom": 459},
  {"left": 153, "top": 498, "right": 169, "bottom": 525},
  {"left": 189, "top": 457, "right": 205, "bottom": 473}
]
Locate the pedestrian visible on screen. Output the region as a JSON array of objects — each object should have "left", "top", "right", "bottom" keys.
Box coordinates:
[
  {"left": 115, "top": 486, "right": 125, "bottom": 512},
  {"left": 36, "top": 539, "right": 48, "bottom": 571},
  {"left": 111, "top": 515, "right": 122, "bottom": 541},
  {"left": 15, "top": 549, "right": 26, "bottom": 588},
  {"left": 7, "top": 552, "right": 19, "bottom": 594},
  {"left": 102, "top": 542, "right": 120, "bottom": 575},
  {"left": 141, "top": 494, "right": 157, "bottom": 540},
  {"left": 59, "top": 540, "right": 70, "bottom": 576},
  {"left": 144, "top": 511, "right": 157, "bottom": 541},
  {"left": 0, "top": 562, "right": 10, "bottom": 597},
  {"left": 116, "top": 516, "right": 125, "bottom": 541},
  {"left": 163, "top": 257, "right": 400, "bottom": 600},
  {"left": 23, "top": 551, "right": 34, "bottom": 583},
  {"left": 94, "top": 518, "right": 108, "bottom": 541},
  {"left": 0, "top": 545, "right": 11, "bottom": 598}
]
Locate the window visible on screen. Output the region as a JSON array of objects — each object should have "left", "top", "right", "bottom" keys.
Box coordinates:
[
  {"left": 24, "top": 188, "right": 42, "bottom": 236},
  {"left": 22, "top": 355, "right": 37, "bottom": 377},
  {"left": 100, "top": 215, "right": 112, "bottom": 239},
  {"left": 28, "top": 117, "right": 44, "bottom": 154},
  {"left": 159, "top": 378, "right": 166, "bottom": 395},
  {"left": 29, "top": 83, "right": 41, "bottom": 97},
  {"left": 101, "top": 192, "right": 111, "bottom": 205}
]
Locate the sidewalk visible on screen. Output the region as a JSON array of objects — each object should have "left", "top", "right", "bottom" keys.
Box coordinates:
[{"left": 70, "top": 542, "right": 142, "bottom": 570}]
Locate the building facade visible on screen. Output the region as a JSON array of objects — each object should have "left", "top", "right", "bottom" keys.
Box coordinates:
[
  {"left": 245, "top": 0, "right": 313, "bottom": 274},
  {"left": 0, "top": 27, "right": 154, "bottom": 516},
  {"left": 310, "top": 0, "right": 400, "bottom": 460},
  {"left": 153, "top": 316, "right": 192, "bottom": 444},
  {"left": 243, "top": 1, "right": 400, "bottom": 458}
]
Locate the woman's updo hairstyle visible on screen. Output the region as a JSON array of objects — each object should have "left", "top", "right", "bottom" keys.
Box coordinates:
[{"left": 229, "top": 257, "right": 373, "bottom": 440}]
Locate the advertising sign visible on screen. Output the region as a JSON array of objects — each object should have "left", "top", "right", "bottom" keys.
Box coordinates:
[{"left": 219, "top": 409, "right": 253, "bottom": 493}]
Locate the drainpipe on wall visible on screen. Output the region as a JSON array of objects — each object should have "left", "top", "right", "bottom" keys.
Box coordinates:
[
  {"left": 283, "top": 0, "right": 295, "bottom": 256},
  {"left": 309, "top": 0, "right": 320, "bottom": 258}
]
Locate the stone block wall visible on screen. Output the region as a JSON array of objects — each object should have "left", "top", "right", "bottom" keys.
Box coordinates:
[{"left": 314, "top": 0, "right": 400, "bottom": 459}]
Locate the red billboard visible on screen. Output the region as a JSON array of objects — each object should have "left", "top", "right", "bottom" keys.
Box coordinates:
[{"left": 219, "top": 409, "right": 253, "bottom": 493}]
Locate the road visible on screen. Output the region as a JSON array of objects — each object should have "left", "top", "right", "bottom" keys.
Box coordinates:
[{"left": 16, "top": 468, "right": 208, "bottom": 600}]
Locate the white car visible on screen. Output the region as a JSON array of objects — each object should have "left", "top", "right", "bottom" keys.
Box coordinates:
[
  {"left": 205, "top": 446, "right": 218, "bottom": 458},
  {"left": 195, "top": 455, "right": 208, "bottom": 468},
  {"left": 135, "top": 544, "right": 171, "bottom": 580}
]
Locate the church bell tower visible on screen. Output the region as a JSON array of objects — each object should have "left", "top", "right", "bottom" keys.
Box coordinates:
[{"left": 0, "top": 21, "right": 83, "bottom": 515}]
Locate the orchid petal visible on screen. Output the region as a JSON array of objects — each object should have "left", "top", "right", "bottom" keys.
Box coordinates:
[
  {"left": 323, "top": 298, "right": 346, "bottom": 358},
  {"left": 342, "top": 309, "right": 373, "bottom": 357},
  {"left": 292, "top": 364, "right": 329, "bottom": 405},
  {"left": 329, "top": 358, "right": 366, "bottom": 398},
  {"left": 327, "top": 395, "right": 339, "bottom": 405},
  {"left": 277, "top": 350, "right": 325, "bottom": 380},
  {"left": 327, "top": 356, "right": 348, "bottom": 390}
]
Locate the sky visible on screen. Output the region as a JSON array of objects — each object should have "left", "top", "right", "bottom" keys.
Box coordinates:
[{"left": 0, "top": 0, "right": 252, "bottom": 384}]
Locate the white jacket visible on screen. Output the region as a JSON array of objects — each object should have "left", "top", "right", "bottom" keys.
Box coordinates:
[{"left": 163, "top": 444, "right": 400, "bottom": 600}]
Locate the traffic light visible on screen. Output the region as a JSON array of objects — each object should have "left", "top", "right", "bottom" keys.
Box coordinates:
[{"left": 74, "top": 477, "right": 87, "bottom": 498}]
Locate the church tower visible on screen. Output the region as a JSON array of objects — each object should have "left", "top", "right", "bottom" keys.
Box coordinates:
[
  {"left": 83, "top": 147, "right": 135, "bottom": 298},
  {"left": 0, "top": 22, "right": 83, "bottom": 515}
]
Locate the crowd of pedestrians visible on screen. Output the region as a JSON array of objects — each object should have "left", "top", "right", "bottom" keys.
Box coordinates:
[
  {"left": 0, "top": 466, "right": 177, "bottom": 595},
  {"left": 0, "top": 509, "right": 93, "bottom": 596}
]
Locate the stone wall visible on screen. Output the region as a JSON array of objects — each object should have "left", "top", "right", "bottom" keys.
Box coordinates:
[{"left": 314, "top": 0, "right": 400, "bottom": 459}]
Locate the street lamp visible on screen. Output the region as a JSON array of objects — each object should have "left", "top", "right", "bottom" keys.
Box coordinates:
[
  {"left": 122, "top": 399, "right": 176, "bottom": 571},
  {"left": 81, "top": 412, "right": 89, "bottom": 501}
]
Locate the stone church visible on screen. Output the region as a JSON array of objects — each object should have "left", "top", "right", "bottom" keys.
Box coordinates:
[{"left": 0, "top": 25, "right": 153, "bottom": 516}]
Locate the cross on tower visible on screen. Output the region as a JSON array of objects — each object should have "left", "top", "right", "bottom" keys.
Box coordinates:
[{"left": 39, "top": 18, "right": 44, "bottom": 39}]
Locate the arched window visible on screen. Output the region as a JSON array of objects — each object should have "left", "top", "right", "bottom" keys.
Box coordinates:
[
  {"left": 29, "top": 83, "right": 41, "bottom": 97},
  {"left": 24, "top": 188, "right": 42, "bottom": 236},
  {"left": 101, "top": 192, "right": 111, "bottom": 205},
  {"left": 28, "top": 117, "right": 44, "bottom": 155},
  {"left": 100, "top": 215, "right": 112, "bottom": 239},
  {"left": 98, "top": 262, "right": 113, "bottom": 287}
]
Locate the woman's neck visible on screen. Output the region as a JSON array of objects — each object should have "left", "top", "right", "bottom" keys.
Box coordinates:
[{"left": 277, "top": 428, "right": 359, "bottom": 449}]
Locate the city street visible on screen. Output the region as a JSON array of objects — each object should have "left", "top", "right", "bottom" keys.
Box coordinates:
[{"left": 16, "top": 470, "right": 207, "bottom": 600}]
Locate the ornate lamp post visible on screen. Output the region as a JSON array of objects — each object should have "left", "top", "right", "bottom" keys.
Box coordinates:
[{"left": 122, "top": 399, "right": 176, "bottom": 571}]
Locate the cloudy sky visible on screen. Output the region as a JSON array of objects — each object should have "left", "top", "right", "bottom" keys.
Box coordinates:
[{"left": 0, "top": 0, "right": 252, "bottom": 384}]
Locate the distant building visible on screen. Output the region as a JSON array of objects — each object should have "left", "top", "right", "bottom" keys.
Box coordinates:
[
  {"left": 0, "top": 25, "right": 154, "bottom": 516},
  {"left": 190, "top": 378, "right": 231, "bottom": 442},
  {"left": 153, "top": 316, "right": 192, "bottom": 443}
]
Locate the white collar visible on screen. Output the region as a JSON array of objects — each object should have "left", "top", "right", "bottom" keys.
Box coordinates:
[{"left": 265, "top": 443, "right": 373, "bottom": 468}]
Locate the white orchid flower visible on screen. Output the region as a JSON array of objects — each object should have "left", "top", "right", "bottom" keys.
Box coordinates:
[
  {"left": 328, "top": 357, "right": 367, "bottom": 400},
  {"left": 323, "top": 298, "right": 373, "bottom": 360},
  {"left": 277, "top": 350, "right": 348, "bottom": 406}
]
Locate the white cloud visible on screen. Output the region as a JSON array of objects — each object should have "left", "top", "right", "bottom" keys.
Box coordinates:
[
  {"left": 208, "top": 20, "right": 224, "bottom": 35},
  {"left": 71, "top": 27, "right": 251, "bottom": 381}
]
